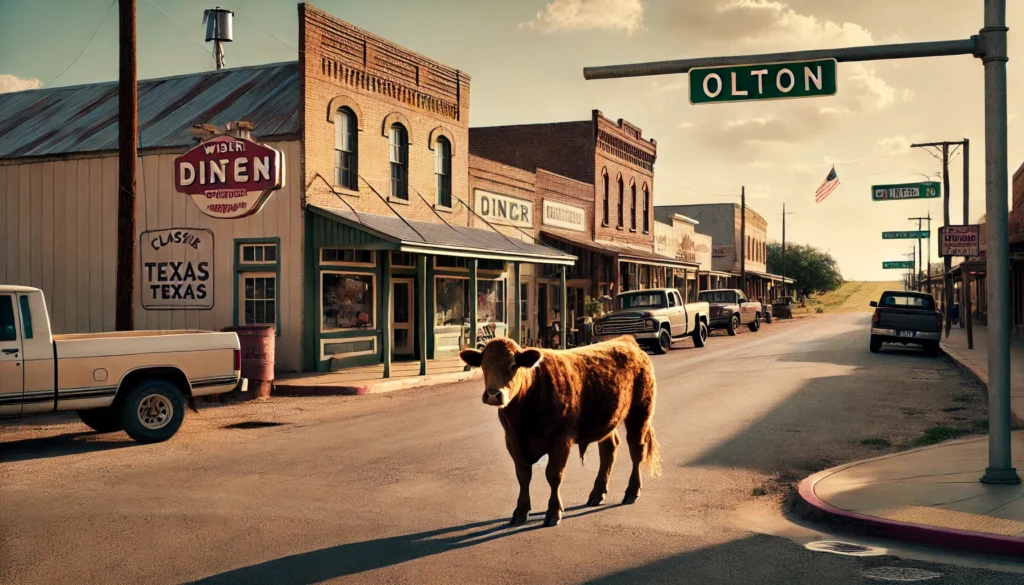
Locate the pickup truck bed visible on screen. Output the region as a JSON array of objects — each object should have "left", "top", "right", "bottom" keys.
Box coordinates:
[{"left": 869, "top": 290, "right": 942, "bottom": 355}]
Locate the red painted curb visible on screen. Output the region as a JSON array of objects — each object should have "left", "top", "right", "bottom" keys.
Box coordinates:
[{"left": 797, "top": 474, "right": 1024, "bottom": 557}]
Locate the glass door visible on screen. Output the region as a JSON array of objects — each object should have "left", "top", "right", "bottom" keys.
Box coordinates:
[{"left": 392, "top": 278, "right": 415, "bottom": 356}]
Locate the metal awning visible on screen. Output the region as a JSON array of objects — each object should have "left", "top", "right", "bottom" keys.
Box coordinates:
[
  {"left": 540, "top": 230, "right": 695, "bottom": 269},
  {"left": 311, "top": 205, "right": 576, "bottom": 265}
]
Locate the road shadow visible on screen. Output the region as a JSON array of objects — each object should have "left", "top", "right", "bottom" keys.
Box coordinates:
[
  {"left": 186, "top": 505, "right": 620, "bottom": 585},
  {"left": 0, "top": 431, "right": 136, "bottom": 463}
]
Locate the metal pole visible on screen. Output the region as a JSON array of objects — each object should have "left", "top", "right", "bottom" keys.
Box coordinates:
[
  {"left": 115, "top": 0, "right": 137, "bottom": 332},
  {"left": 967, "top": 269, "right": 975, "bottom": 350},
  {"left": 418, "top": 254, "right": 427, "bottom": 376},
  {"left": 927, "top": 213, "right": 932, "bottom": 298},
  {"left": 980, "top": 0, "right": 1019, "bottom": 484},
  {"left": 964, "top": 138, "right": 971, "bottom": 225},
  {"left": 559, "top": 265, "right": 567, "bottom": 350},
  {"left": 943, "top": 143, "right": 954, "bottom": 336},
  {"left": 740, "top": 187, "right": 746, "bottom": 296},
  {"left": 381, "top": 251, "right": 391, "bottom": 379},
  {"left": 782, "top": 203, "right": 786, "bottom": 297},
  {"left": 513, "top": 262, "right": 522, "bottom": 344},
  {"left": 916, "top": 218, "right": 923, "bottom": 291}
]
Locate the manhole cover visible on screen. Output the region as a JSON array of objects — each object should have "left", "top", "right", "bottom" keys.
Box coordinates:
[
  {"left": 222, "top": 421, "right": 286, "bottom": 429},
  {"left": 805, "top": 540, "right": 887, "bottom": 556},
  {"left": 862, "top": 567, "right": 942, "bottom": 582}
]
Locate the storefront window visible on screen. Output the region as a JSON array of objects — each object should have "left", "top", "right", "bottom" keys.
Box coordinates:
[
  {"left": 436, "top": 277, "right": 467, "bottom": 326},
  {"left": 478, "top": 280, "right": 505, "bottom": 322},
  {"left": 322, "top": 272, "right": 375, "bottom": 330}
]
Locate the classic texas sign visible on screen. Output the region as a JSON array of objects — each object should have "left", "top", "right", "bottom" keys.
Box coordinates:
[
  {"left": 872, "top": 182, "right": 941, "bottom": 201},
  {"left": 140, "top": 228, "right": 215, "bottom": 310},
  {"left": 688, "top": 59, "right": 837, "bottom": 104},
  {"left": 174, "top": 135, "right": 285, "bottom": 219}
]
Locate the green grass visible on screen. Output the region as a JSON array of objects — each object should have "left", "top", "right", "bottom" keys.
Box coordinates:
[
  {"left": 860, "top": 438, "right": 891, "bottom": 447},
  {"left": 815, "top": 307, "right": 824, "bottom": 314},
  {"left": 751, "top": 485, "right": 768, "bottom": 497},
  {"left": 941, "top": 406, "right": 966, "bottom": 412},
  {"left": 951, "top": 393, "right": 974, "bottom": 403},
  {"left": 974, "top": 419, "right": 990, "bottom": 431},
  {"left": 913, "top": 425, "right": 966, "bottom": 446}
]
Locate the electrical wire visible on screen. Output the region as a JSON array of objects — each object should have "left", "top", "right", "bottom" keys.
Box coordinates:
[
  {"left": 145, "top": 0, "right": 213, "bottom": 57},
  {"left": 236, "top": 12, "right": 302, "bottom": 53},
  {"left": 46, "top": 0, "right": 118, "bottom": 86}
]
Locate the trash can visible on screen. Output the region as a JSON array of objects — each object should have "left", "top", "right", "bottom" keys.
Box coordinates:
[{"left": 224, "top": 325, "right": 275, "bottom": 400}]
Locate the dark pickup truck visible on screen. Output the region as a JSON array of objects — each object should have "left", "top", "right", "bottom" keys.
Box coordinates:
[{"left": 869, "top": 290, "right": 943, "bottom": 356}]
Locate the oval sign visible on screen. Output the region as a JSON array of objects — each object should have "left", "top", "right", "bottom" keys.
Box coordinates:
[{"left": 174, "top": 135, "right": 285, "bottom": 219}]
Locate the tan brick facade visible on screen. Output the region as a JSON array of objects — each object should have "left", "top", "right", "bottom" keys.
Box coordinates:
[{"left": 299, "top": 3, "right": 472, "bottom": 225}]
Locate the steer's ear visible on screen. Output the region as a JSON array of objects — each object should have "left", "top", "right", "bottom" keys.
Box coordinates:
[
  {"left": 515, "top": 348, "right": 543, "bottom": 369},
  {"left": 459, "top": 348, "right": 483, "bottom": 368}
]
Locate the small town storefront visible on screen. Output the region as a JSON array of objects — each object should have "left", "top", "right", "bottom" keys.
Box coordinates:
[{"left": 305, "top": 205, "right": 575, "bottom": 373}]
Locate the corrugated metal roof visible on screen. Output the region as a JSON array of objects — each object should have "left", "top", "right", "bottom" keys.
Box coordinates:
[
  {"left": 0, "top": 62, "right": 299, "bottom": 159},
  {"left": 541, "top": 230, "right": 692, "bottom": 268},
  {"left": 311, "top": 205, "right": 576, "bottom": 265}
]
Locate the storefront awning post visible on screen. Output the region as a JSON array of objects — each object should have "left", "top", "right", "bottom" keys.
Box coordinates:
[
  {"left": 513, "top": 262, "right": 522, "bottom": 345},
  {"left": 560, "top": 265, "right": 568, "bottom": 350},
  {"left": 382, "top": 251, "right": 392, "bottom": 379},
  {"left": 418, "top": 254, "right": 427, "bottom": 376},
  {"left": 468, "top": 258, "right": 478, "bottom": 371}
]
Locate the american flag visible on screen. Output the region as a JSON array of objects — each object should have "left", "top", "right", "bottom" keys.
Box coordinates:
[{"left": 815, "top": 166, "right": 839, "bottom": 203}]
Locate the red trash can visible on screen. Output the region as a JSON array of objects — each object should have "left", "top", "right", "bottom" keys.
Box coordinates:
[{"left": 225, "top": 325, "right": 275, "bottom": 400}]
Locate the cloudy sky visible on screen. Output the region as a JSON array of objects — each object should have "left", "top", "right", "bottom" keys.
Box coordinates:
[{"left": 2, "top": 0, "right": 1022, "bottom": 280}]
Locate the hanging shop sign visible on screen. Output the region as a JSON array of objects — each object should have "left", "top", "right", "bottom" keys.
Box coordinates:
[
  {"left": 174, "top": 135, "right": 284, "bottom": 219},
  {"left": 711, "top": 244, "right": 735, "bottom": 258},
  {"left": 475, "top": 189, "right": 533, "bottom": 228},
  {"left": 140, "top": 228, "right": 214, "bottom": 310},
  {"left": 939, "top": 224, "right": 981, "bottom": 257},
  {"left": 542, "top": 199, "right": 586, "bottom": 232}
]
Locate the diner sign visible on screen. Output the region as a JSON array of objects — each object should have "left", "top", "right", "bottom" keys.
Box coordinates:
[
  {"left": 174, "top": 135, "right": 284, "bottom": 219},
  {"left": 474, "top": 189, "right": 533, "bottom": 228},
  {"left": 542, "top": 199, "right": 585, "bottom": 232},
  {"left": 140, "top": 228, "right": 214, "bottom": 310}
]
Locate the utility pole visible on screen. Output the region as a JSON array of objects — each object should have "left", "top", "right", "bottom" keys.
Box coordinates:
[
  {"left": 782, "top": 203, "right": 788, "bottom": 298},
  {"left": 115, "top": 0, "right": 137, "bottom": 331},
  {"left": 740, "top": 186, "right": 746, "bottom": 296},
  {"left": 908, "top": 215, "right": 932, "bottom": 292},
  {"left": 904, "top": 249, "right": 916, "bottom": 291}
]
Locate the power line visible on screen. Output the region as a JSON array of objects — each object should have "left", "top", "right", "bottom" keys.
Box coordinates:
[
  {"left": 145, "top": 0, "right": 213, "bottom": 57},
  {"left": 46, "top": 0, "right": 118, "bottom": 86},
  {"left": 236, "top": 12, "right": 301, "bottom": 53}
]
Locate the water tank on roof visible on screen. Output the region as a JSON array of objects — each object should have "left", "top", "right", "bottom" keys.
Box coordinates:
[{"left": 204, "top": 7, "right": 233, "bottom": 43}]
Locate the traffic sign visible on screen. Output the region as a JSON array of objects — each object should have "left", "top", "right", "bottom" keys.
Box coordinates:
[
  {"left": 883, "top": 261, "right": 915, "bottom": 269},
  {"left": 871, "top": 182, "right": 940, "bottom": 201},
  {"left": 688, "top": 59, "right": 837, "bottom": 105},
  {"left": 882, "top": 230, "right": 930, "bottom": 239},
  {"left": 939, "top": 224, "right": 981, "bottom": 257}
]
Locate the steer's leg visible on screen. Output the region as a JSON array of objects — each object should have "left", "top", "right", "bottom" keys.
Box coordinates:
[
  {"left": 510, "top": 460, "right": 532, "bottom": 527},
  {"left": 623, "top": 424, "right": 645, "bottom": 505},
  {"left": 587, "top": 430, "right": 620, "bottom": 506},
  {"left": 544, "top": 438, "right": 573, "bottom": 527}
]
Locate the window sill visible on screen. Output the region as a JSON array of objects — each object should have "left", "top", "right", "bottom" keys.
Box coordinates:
[
  {"left": 629, "top": 228, "right": 637, "bottom": 233},
  {"left": 334, "top": 185, "right": 360, "bottom": 197},
  {"left": 616, "top": 226, "right": 624, "bottom": 231},
  {"left": 601, "top": 222, "right": 610, "bottom": 227},
  {"left": 434, "top": 203, "right": 455, "bottom": 213},
  {"left": 387, "top": 196, "right": 410, "bottom": 206}
]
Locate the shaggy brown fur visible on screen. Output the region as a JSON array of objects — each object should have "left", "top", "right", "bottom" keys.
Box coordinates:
[{"left": 460, "top": 335, "right": 660, "bottom": 528}]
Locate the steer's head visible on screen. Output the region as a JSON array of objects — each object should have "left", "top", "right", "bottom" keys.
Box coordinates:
[{"left": 460, "top": 338, "right": 543, "bottom": 407}]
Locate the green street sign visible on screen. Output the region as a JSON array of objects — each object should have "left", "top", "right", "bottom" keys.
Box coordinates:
[
  {"left": 882, "top": 230, "right": 930, "bottom": 239},
  {"left": 883, "top": 261, "right": 915, "bottom": 269},
  {"left": 688, "top": 59, "right": 838, "bottom": 105},
  {"left": 872, "top": 182, "right": 941, "bottom": 201}
]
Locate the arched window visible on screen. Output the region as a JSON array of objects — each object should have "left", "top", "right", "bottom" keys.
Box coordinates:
[
  {"left": 389, "top": 123, "right": 408, "bottom": 200},
  {"left": 617, "top": 176, "right": 624, "bottom": 228},
  {"left": 334, "top": 107, "right": 357, "bottom": 190},
  {"left": 642, "top": 185, "right": 650, "bottom": 233},
  {"left": 435, "top": 136, "right": 452, "bottom": 208},
  {"left": 602, "top": 169, "right": 609, "bottom": 226},
  {"left": 630, "top": 182, "right": 637, "bottom": 230}
]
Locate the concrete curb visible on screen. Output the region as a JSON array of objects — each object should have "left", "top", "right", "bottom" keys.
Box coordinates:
[
  {"left": 795, "top": 470, "right": 1024, "bottom": 557},
  {"left": 273, "top": 369, "right": 482, "bottom": 397},
  {"left": 940, "top": 344, "right": 1024, "bottom": 428}
]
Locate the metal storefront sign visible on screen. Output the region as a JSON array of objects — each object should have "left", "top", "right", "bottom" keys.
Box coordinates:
[
  {"left": 712, "top": 244, "right": 734, "bottom": 258},
  {"left": 474, "top": 189, "right": 533, "bottom": 228},
  {"left": 542, "top": 199, "right": 585, "bottom": 232},
  {"left": 939, "top": 224, "right": 981, "bottom": 257},
  {"left": 140, "top": 228, "right": 214, "bottom": 309},
  {"left": 174, "top": 135, "right": 284, "bottom": 219}
]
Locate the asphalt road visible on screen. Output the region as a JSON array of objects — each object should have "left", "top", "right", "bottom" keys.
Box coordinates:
[{"left": 2, "top": 313, "right": 1022, "bottom": 585}]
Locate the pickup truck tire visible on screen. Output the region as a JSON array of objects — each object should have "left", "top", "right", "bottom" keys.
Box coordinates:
[
  {"left": 764, "top": 311, "right": 772, "bottom": 324},
  {"left": 692, "top": 321, "right": 708, "bottom": 348},
  {"left": 727, "top": 314, "right": 739, "bottom": 336},
  {"left": 748, "top": 315, "right": 761, "bottom": 332},
  {"left": 118, "top": 379, "right": 187, "bottom": 444},
  {"left": 869, "top": 335, "right": 882, "bottom": 353},
  {"left": 653, "top": 329, "right": 671, "bottom": 355},
  {"left": 924, "top": 341, "right": 942, "bottom": 357},
  {"left": 76, "top": 408, "right": 124, "bottom": 433}
]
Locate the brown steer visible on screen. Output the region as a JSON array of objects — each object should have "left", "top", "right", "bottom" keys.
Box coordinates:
[{"left": 460, "top": 335, "right": 660, "bottom": 527}]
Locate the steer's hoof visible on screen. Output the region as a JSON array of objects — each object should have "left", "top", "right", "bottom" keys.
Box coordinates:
[
  {"left": 622, "top": 492, "right": 639, "bottom": 505},
  {"left": 509, "top": 512, "right": 528, "bottom": 527},
  {"left": 543, "top": 510, "right": 562, "bottom": 527},
  {"left": 586, "top": 494, "right": 604, "bottom": 507}
]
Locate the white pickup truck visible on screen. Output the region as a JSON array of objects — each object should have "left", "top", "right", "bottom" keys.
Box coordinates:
[
  {"left": 592, "top": 288, "right": 710, "bottom": 354},
  {"left": 0, "top": 286, "right": 245, "bottom": 443}
]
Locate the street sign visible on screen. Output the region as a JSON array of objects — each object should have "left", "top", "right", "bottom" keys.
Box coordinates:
[
  {"left": 871, "top": 182, "right": 940, "bottom": 201},
  {"left": 883, "top": 261, "right": 915, "bottom": 269},
  {"left": 939, "top": 224, "right": 981, "bottom": 257},
  {"left": 688, "top": 59, "right": 837, "bottom": 105},
  {"left": 174, "top": 135, "right": 285, "bottom": 219},
  {"left": 882, "top": 230, "right": 930, "bottom": 239}
]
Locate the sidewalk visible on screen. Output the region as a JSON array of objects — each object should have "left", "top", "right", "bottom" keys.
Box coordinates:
[
  {"left": 796, "top": 323, "right": 1024, "bottom": 556},
  {"left": 274, "top": 358, "right": 480, "bottom": 396}
]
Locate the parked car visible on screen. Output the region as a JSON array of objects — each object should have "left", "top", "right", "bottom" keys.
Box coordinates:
[
  {"left": 592, "top": 288, "right": 710, "bottom": 354},
  {"left": 869, "top": 290, "right": 943, "bottom": 356},
  {"left": 698, "top": 289, "right": 763, "bottom": 335},
  {"left": 0, "top": 286, "right": 246, "bottom": 443}
]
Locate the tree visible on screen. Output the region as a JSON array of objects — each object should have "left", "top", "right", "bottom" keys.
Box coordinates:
[{"left": 767, "top": 241, "right": 843, "bottom": 296}]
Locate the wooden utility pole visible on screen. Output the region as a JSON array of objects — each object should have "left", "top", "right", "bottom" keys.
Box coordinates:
[
  {"left": 740, "top": 186, "right": 746, "bottom": 295},
  {"left": 115, "top": 0, "right": 138, "bottom": 331},
  {"left": 782, "top": 203, "right": 786, "bottom": 298}
]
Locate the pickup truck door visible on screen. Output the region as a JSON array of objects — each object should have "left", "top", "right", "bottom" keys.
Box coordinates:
[
  {"left": 667, "top": 291, "right": 685, "bottom": 336},
  {"left": 0, "top": 293, "right": 24, "bottom": 416},
  {"left": 738, "top": 295, "right": 760, "bottom": 323}
]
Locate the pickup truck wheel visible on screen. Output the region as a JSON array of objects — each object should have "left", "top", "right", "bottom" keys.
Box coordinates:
[
  {"left": 119, "top": 379, "right": 186, "bottom": 444},
  {"left": 727, "top": 314, "right": 739, "bottom": 336},
  {"left": 76, "top": 408, "right": 123, "bottom": 433},
  {"left": 692, "top": 321, "right": 709, "bottom": 348},
  {"left": 924, "top": 341, "right": 942, "bottom": 357},
  {"left": 653, "top": 329, "right": 671, "bottom": 355},
  {"left": 748, "top": 315, "right": 761, "bottom": 332},
  {"left": 764, "top": 311, "right": 772, "bottom": 324},
  {"left": 869, "top": 335, "right": 882, "bottom": 353}
]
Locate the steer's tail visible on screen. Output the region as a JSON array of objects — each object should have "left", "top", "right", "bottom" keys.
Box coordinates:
[{"left": 643, "top": 423, "right": 661, "bottom": 477}]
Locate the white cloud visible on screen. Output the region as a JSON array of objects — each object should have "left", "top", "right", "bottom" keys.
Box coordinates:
[
  {"left": 877, "top": 135, "right": 911, "bottom": 155},
  {"left": 520, "top": 0, "right": 644, "bottom": 35},
  {"left": 716, "top": 0, "right": 874, "bottom": 50},
  {"left": 0, "top": 74, "right": 43, "bottom": 94},
  {"left": 847, "top": 64, "right": 899, "bottom": 110}
]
